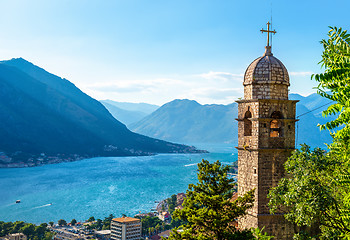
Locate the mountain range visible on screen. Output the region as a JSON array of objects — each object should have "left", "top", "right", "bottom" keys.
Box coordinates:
[
  {"left": 100, "top": 100, "right": 158, "bottom": 126},
  {"left": 0, "top": 58, "right": 200, "bottom": 161},
  {"left": 0, "top": 57, "right": 333, "bottom": 164},
  {"left": 119, "top": 95, "right": 334, "bottom": 148}
]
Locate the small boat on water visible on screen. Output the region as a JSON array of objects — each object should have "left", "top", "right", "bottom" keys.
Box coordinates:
[{"left": 15, "top": 200, "right": 21, "bottom": 203}]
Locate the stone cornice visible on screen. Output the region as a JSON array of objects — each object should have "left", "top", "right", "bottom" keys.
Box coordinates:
[
  {"left": 236, "top": 118, "right": 299, "bottom": 122},
  {"left": 236, "top": 99, "right": 299, "bottom": 104},
  {"left": 235, "top": 147, "right": 295, "bottom": 152}
]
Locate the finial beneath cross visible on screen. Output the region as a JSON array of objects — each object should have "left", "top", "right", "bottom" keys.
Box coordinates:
[{"left": 260, "top": 22, "right": 276, "bottom": 47}]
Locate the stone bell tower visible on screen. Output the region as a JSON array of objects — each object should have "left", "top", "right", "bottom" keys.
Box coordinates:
[{"left": 236, "top": 22, "right": 297, "bottom": 239}]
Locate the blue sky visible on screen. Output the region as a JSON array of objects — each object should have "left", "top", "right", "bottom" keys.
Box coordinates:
[{"left": 0, "top": 0, "right": 349, "bottom": 105}]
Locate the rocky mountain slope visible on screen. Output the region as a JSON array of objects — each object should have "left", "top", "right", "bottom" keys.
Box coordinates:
[
  {"left": 0, "top": 58, "right": 199, "bottom": 160},
  {"left": 129, "top": 96, "right": 333, "bottom": 148}
]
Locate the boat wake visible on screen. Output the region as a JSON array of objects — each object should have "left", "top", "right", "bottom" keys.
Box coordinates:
[
  {"left": 184, "top": 163, "right": 197, "bottom": 167},
  {"left": 32, "top": 203, "right": 52, "bottom": 209}
]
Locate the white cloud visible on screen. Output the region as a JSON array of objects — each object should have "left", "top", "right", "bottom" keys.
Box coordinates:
[
  {"left": 80, "top": 72, "right": 245, "bottom": 105},
  {"left": 198, "top": 71, "right": 244, "bottom": 82}
]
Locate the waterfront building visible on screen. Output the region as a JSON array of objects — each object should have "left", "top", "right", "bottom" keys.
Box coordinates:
[
  {"left": 110, "top": 216, "right": 141, "bottom": 240},
  {"left": 3, "top": 233, "right": 27, "bottom": 240},
  {"left": 236, "top": 22, "right": 296, "bottom": 239},
  {"left": 95, "top": 230, "right": 111, "bottom": 240},
  {"left": 158, "top": 211, "right": 170, "bottom": 221}
]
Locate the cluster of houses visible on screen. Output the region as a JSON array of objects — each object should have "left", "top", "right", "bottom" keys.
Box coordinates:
[
  {"left": 0, "top": 233, "right": 27, "bottom": 240},
  {"left": 0, "top": 152, "right": 85, "bottom": 168},
  {"left": 156, "top": 193, "right": 186, "bottom": 222}
]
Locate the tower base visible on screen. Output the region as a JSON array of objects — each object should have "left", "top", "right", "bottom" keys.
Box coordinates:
[{"left": 239, "top": 213, "right": 294, "bottom": 240}]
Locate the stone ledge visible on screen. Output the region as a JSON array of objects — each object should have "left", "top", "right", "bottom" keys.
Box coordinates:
[
  {"left": 236, "top": 118, "right": 299, "bottom": 122},
  {"left": 245, "top": 212, "right": 285, "bottom": 218},
  {"left": 236, "top": 99, "right": 299, "bottom": 103},
  {"left": 236, "top": 147, "right": 295, "bottom": 152}
]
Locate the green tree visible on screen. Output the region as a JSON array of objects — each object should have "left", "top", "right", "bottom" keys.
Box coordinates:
[
  {"left": 268, "top": 26, "right": 350, "bottom": 239},
  {"left": 313, "top": 27, "right": 350, "bottom": 237},
  {"left": 20, "top": 223, "right": 35, "bottom": 239},
  {"left": 0, "top": 221, "right": 52, "bottom": 240},
  {"left": 48, "top": 222, "right": 54, "bottom": 227},
  {"left": 155, "top": 224, "right": 160, "bottom": 233},
  {"left": 135, "top": 216, "right": 163, "bottom": 236},
  {"left": 168, "top": 159, "right": 255, "bottom": 240},
  {"left": 11, "top": 221, "right": 25, "bottom": 234},
  {"left": 70, "top": 219, "right": 77, "bottom": 226},
  {"left": 171, "top": 194, "right": 177, "bottom": 204},
  {"left": 34, "top": 223, "right": 48, "bottom": 239},
  {"left": 96, "top": 219, "right": 103, "bottom": 230},
  {"left": 268, "top": 145, "right": 345, "bottom": 238},
  {"left": 252, "top": 227, "right": 274, "bottom": 240},
  {"left": 0, "top": 221, "right": 13, "bottom": 236},
  {"left": 57, "top": 219, "right": 67, "bottom": 226},
  {"left": 312, "top": 26, "right": 350, "bottom": 141},
  {"left": 166, "top": 194, "right": 177, "bottom": 214},
  {"left": 170, "top": 217, "right": 185, "bottom": 228},
  {"left": 102, "top": 214, "right": 114, "bottom": 229},
  {"left": 43, "top": 231, "right": 55, "bottom": 240},
  {"left": 88, "top": 216, "right": 95, "bottom": 222}
]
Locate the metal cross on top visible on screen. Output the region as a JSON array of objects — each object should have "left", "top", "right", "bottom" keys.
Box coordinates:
[{"left": 260, "top": 22, "right": 276, "bottom": 46}]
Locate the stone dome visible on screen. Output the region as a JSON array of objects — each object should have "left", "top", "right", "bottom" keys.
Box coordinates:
[{"left": 243, "top": 46, "right": 289, "bottom": 86}]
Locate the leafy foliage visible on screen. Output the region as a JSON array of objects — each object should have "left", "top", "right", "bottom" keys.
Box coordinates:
[
  {"left": 0, "top": 221, "right": 53, "bottom": 240},
  {"left": 57, "top": 219, "right": 67, "bottom": 226},
  {"left": 168, "top": 159, "right": 255, "bottom": 240},
  {"left": 70, "top": 219, "right": 77, "bottom": 226},
  {"left": 269, "top": 26, "right": 350, "bottom": 239},
  {"left": 134, "top": 216, "right": 163, "bottom": 236},
  {"left": 312, "top": 26, "right": 350, "bottom": 140},
  {"left": 252, "top": 227, "right": 274, "bottom": 240},
  {"left": 102, "top": 214, "right": 115, "bottom": 230},
  {"left": 268, "top": 145, "right": 348, "bottom": 238}
]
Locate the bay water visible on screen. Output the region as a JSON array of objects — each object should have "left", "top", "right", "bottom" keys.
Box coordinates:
[{"left": 0, "top": 144, "right": 237, "bottom": 224}]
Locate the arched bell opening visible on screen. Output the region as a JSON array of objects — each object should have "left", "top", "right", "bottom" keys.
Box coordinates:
[
  {"left": 270, "top": 111, "right": 283, "bottom": 138},
  {"left": 244, "top": 108, "right": 252, "bottom": 136}
]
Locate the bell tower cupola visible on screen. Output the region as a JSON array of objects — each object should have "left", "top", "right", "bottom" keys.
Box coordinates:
[{"left": 243, "top": 22, "right": 289, "bottom": 101}]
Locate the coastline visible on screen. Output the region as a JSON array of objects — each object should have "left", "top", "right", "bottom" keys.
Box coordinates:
[{"left": 0, "top": 149, "right": 208, "bottom": 169}]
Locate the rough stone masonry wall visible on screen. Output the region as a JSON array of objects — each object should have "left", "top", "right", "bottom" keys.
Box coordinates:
[
  {"left": 257, "top": 150, "right": 293, "bottom": 214},
  {"left": 258, "top": 215, "right": 295, "bottom": 240},
  {"left": 258, "top": 100, "right": 297, "bottom": 149},
  {"left": 258, "top": 100, "right": 296, "bottom": 119},
  {"left": 244, "top": 83, "right": 288, "bottom": 100},
  {"left": 237, "top": 100, "right": 297, "bottom": 150},
  {"left": 237, "top": 149, "right": 259, "bottom": 215},
  {"left": 237, "top": 101, "right": 259, "bottom": 149},
  {"left": 237, "top": 99, "right": 297, "bottom": 239},
  {"left": 240, "top": 214, "right": 297, "bottom": 239}
]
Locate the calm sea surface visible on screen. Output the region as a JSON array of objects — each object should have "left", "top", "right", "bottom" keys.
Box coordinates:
[{"left": 0, "top": 143, "right": 237, "bottom": 224}]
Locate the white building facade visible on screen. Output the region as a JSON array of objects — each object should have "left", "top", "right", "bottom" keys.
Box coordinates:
[{"left": 111, "top": 217, "right": 141, "bottom": 240}]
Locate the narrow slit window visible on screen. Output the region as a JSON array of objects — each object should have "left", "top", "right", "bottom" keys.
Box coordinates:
[{"left": 244, "top": 109, "right": 252, "bottom": 136}]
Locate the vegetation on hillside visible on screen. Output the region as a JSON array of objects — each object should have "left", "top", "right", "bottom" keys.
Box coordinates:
[
  {"left": 168, "top": 159, "right": 256, "bottom": 240},
  {"left": 0, "top": 221, "right": 54, "bottom": 240},
  {"left": 84, "top": 214, "right": 115, "bottom": 230}
]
